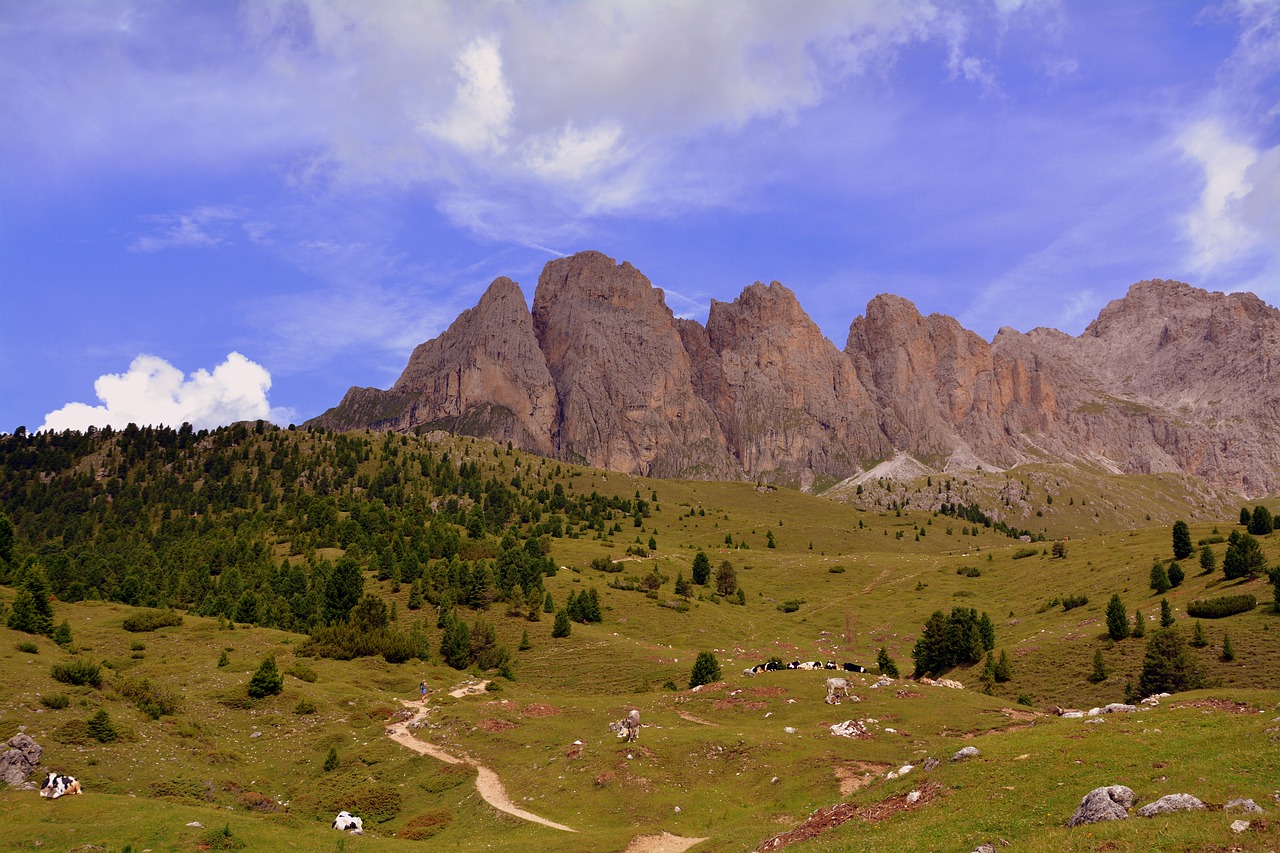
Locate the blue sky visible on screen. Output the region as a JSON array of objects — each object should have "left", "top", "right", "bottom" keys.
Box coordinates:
[{"left": 2, "top": 0, "right": 1277, "bottom": 433}]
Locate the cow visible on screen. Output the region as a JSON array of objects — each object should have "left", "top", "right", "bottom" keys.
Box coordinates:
[
  {"left": 843, "top": 663, "right": 868, "bottom": 673},
  {"left": 332, "top": 811, "right": 363, "bottom": 833},
  {"left": 797, "top": 661, "right": 820, "bottom": 670},
  {"left": 39, "top": 772, "right": 82, "bottom": 799},
  {"left": 608, "top": 709, "right": 640, "bottom": 742},
  {"left": 825, "top": 678, "right": 850, "bottom": 705},
  {"left": 764, "top": 660, "right": 781, "bottom": 671},
  {"left": 824, "top": 661, "right": 838, "bottom": 670}
]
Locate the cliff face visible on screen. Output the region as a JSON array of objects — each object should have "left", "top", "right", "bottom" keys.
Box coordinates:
[{"left": 308, "top": 255, "right": 1280, "bottom": 496}]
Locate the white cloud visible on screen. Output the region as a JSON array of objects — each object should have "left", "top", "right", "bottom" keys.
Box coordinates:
[
  {"left": 425, "top": 36, "right": 514, "bottom": 155},
  {"left": 1178, "top": 120, "right": 1260, "bottom": 273},
  {"left": 129, "top": 206, "right": 245, "bottom": 253},
  {"left": 39, "top": 353, "right": 291, "bottom": 432}
]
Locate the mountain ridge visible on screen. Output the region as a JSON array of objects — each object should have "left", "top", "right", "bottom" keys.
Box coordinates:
[{"left": 308, "top": 251, "right": 1280, "bottom": 497}]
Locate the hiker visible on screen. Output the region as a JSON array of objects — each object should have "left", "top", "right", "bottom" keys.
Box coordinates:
[{"left": 419, "top": 680, "right": 427, "bottom": 702}]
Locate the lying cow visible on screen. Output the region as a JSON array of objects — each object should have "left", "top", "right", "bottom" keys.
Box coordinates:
[
  {"left": 39, "top": 772, "right": 82, "bottom": 799},
  {"left": 332, "top": 810, "right": 363, "bottom": 833},
  {"left": 843, "top": 663, "right": 868, "bottom": 673},
  {"left": 608, "top": 709, "right": 641, "bottom": 742},
  {"left": 825, "top": 677, "right": 851, "bottom": 705}
]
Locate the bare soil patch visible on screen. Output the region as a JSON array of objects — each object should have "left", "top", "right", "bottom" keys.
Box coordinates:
[
  {"left": 478, "top": 718, "right": 517, "bottom": 733},
  {"left": 1173, "top": 699, "right": 1256, "bottom": 714},
  {"left": 620, "top": 831, "right": 710, "bottom": 853},
  {"left": 746, "top": 686, "right": 789, "bottom": 697},
  {"left": 833, "top": 761, "right": 890, "bottom": 796},
  {"left": 713, "top": 698, "right": 768, "bottom": 711},
  {"left": 675, "top": 710, "right": 717, "bottom": 726},
  {"left": 521, "top": 703, "right": 563, "bottom": 717},
  {"left": 755, "top": 781, "right": 942, "bottom": 851}
]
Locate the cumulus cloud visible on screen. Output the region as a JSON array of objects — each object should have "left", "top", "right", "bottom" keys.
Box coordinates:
[
  {"left": 39, "top": 353, "right": 292, "bottom": 432},
  {"left": 426, "top": 36, "right": 514, "bottom": 155},
  {"left": 1178, "top": 120, "right": 1261, "bottom": 273}
]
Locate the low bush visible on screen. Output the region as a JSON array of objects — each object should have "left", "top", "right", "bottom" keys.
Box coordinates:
[
  {"left": 40, "top": 694, "right": 70, "bottom": 709},
  {"left": 1061, "top": 594, "right": 1089, "bottom": 611},
  {"left": 400, "top": 809, "right": 454, "bottom": 840},
  {"left": 121, "top": 609, "right": 183, "bottom": 633},
  {"left": 286, "top": 662, "right": 318, "bottom": 682},
  {"left": 15, "top": 640, "right": 38, "bottom": 654},
  {"left": 115, "top": 674, "right": 182, "bottom": 719},
  {"left": 1186, "top": 594, "right": 1256, "bottom": 619},
  {"left": 51, "top": 659, "right": 102, "bottom": 688},
  {"left": 1012, "top": 548, "right": 1039, "bottom": 560},
  {"left": 777, "top": 599, "right": 803, "bottom": 613}
]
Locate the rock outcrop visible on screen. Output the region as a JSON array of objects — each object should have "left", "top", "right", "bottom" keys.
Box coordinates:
[
  {"left": 0, "top": 733, "right": 42, "bottom": 786},
  {"left": 1136, "top": 793, "right": 1206, "bottom": 817},
  {"left": 1067, "top": 785, "right": 1135, "bottom": 827},
  {"left": 310, "top": 253, "right": 1280, "bottom": 496}
]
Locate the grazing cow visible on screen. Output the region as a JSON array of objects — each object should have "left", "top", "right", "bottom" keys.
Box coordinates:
[
  {"left": 608, "top": 709, "right": 641, "bottom": 742},
  {"left": 843, "top": 663, "right": 868, "bottom": 673},
  {"left": 825, "top": 678, "right": 850, "bottom": 705},
  {"left": 332, "top": 811, "right": 363, "bottom": 833},
  {"left": 39, "top": 772, "right": 82, "bottom": 799}
]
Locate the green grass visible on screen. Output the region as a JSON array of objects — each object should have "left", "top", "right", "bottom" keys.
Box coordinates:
[{"left": 2, "top": 432, "right": 1278, "bottom": 852}]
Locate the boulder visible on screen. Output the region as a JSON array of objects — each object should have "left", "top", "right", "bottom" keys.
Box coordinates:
[
  {"left": 0, "top": 734, "right": 42, "bottom": 786},
  {"left": 1136, "top": 794, "right": 1205, "bottom": 817},
  {"left": 952, "top": 746, "right": 980, "bottom": 762},
  {"left": 1067, "top": 785, "right": 1135, "bottom": 827},
  {"left": 1231, "top": 819, "right": 1250, "bottom": 833},
  {"left": 923, "top": 757, "right": 941, "bottom": 771},
  {"left": 1225, "top": 797, "right": 1263, "bottom": 814}
]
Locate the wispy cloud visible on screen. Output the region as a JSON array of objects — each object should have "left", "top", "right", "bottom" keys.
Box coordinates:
[
  {"left": 39, "top": 352, "right": 293, "bottom": 432},
  {"left": 128, "top": 205, "right": 246, "bottom": 253}
]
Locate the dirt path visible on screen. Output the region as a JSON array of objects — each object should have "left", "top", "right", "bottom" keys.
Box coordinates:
[
  {"left": 621, "top": 831, "right": 710, "bottom": 853},
  {"left": 386, "top": 700, "right": 576, "bottom": 833}
]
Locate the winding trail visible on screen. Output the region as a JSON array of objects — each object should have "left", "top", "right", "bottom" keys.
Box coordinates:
[{"left": 386, "top": 699, "right": 576, "bottom": 832}]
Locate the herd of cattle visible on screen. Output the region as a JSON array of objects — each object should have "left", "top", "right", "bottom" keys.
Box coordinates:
[{"left": 743, "top": 660, "right": 867, "bottom": 675}]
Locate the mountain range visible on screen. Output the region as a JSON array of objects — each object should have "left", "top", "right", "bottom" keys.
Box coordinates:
[{"left": 308, "top": 251, "right": 1280, "bottom": 497}]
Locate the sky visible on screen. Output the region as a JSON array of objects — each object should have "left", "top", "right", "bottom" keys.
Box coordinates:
[{"left": 2, "top": 0, "right": 1278, "bottom": 434}]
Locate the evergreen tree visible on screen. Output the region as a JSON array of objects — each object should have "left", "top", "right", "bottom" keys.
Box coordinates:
[
  {"left": 692, "top": 551, "right": 711, "bottom": 585},
  {"left": 1171, "top": 520, "right": 1192, "bottom": 559},
  {"left": 247, "top": 655, "right": 284, "bottom": 698},
  {"left": 735, "top": 587, "right": 746, "bottom": 605},
  {"left": 1190, "top": 620, "right": 1208, "bottom": 647},
  {"left": 543, "top": 591, "right": 555, "bottom": 613},
  {"left": 1240, "top": 507, "right": 1252, "bottom": 526},
  {"left": 407, "top": 580, "right": 423, "bottom": 610},
  {"left": 1223, "top": 531, "right": 1267, "bottom": 580},
  {"left": 551, "top": 609, "right": 571, "bottom": 638},
  {"left": 1105, "top": 594, "right": 1129, "bottom": 640},
  {"left": 323, "top": 746, "right": 339, "bottom": 772},
  {"left": 1248, "top": 505, "right": 1274, "bottom": 536},
  {"left": 1138, "top": 628, "right": 1203, "bottom": 696},
  {"left": 994, "top": 649, "right": 1012, "bottom": 682},
  {"left": 714, "top": 560, "right": 738, "bottom": 596},
  {"left": 52, "top": 620, "right": 73, "bottom": 647},
  {"left": 324, "top": 556, "right": 364, "bottom": 624},
  {"left": 440, "top": 617, "right": 471, "bottom": 668},
  {"left": 674, "top": 571, "right": 691, "bottom": 598},
  {"left": 86, "top": 709, "right": 119, "bottom": 743},
  {"left": 876, "top": 647, "right": 899, "bottom": 677},
  {"left": 1272, "top": 567, "right": 1280, "bottom": 613},
  {"left": 1159, "top": 597, "right": 1175, "bottom": 627},
  {"left": 979, "top": 652, "right": 996, "bottom": 694},
  {"left": 1088, "top": 649, "right": 1108, "bottom": 683},
  {"left": 0, "top": 514, "right": 13, "bottom": 571},
  {"left": 1149, "top": 560, "right": 1171, "bottom": 594},
  {"left": 6, "top": 589, "right": 43, "bottom": 635},
  {"left": 518, "top": 629, "right": 531, "bottom": 651},
  {"left": 688, "top": 651, "right": 721, "bottom": 688},
  {"left": 1220, "top": 633, "right": 1235, "bottom": 662},
  {"left": 912, "top": 610, "right": 950, "bottom": 676},
  {"left": 1131, "top": 608, "right": 1146, "bottom": 638},
  {"left": 1199, "top": 545, "right": 1216, "bottom": 575},
  {"left": 1167, "top": 561, "right": 1184, "bottom": 587},
  {"left": 978, "top": 612, "right": 996, "bottom": 651}
]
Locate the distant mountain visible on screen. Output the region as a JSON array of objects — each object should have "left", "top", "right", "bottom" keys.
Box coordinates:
[{"left": 308, "top": 251, "right": 1280, "bottom": 497}]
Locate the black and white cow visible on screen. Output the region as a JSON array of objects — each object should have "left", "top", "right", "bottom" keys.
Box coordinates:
[
  {"left": 39, "top": 772, "right": 82, "bottom": 799},
  {"left": 843, "top": 663, "right": 868, "bottom": 673},
  {"left": 332, "top": 810, "right": 363, "bottom": 833}
]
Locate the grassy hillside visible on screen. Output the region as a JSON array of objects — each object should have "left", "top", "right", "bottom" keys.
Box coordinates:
[{"left": 1, "top": 425, "right": 1277, "bottom": 851}]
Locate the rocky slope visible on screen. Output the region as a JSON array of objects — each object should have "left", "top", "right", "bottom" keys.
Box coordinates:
[{"left": 308, "top": 254, "right": 1280, "bottom": 496}]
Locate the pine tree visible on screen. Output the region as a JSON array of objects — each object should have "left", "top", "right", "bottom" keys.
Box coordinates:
[
  {"left": 551, "top": 609, "right": 571, "bottom": 638},
  {"left": 441, "top": 617, "right": 472, "bottom": 668},
  {"left": 518, "top": 629, "right": 531, "bottom": 651},
  {"left": 876, "top": 647, "right": 899, "bottom": 678},
  {"left": 1248, "top": 505, "right": 1274, "bottom": 536},
  {"left": 1172, "top": 520, "right": 1192, "bottom": 559},
  {"left": 247, "top": 655, "right": 284, "bottom": 698},
  {"left": 1223, "top": 531, "right": 1267, "bottom": 580},
  {"left": 543, "top": 591, "right": 555, "bottom": 613},
  {"left": 1199, "top": 545, "right": 1216, "bottom": 575},
  {"left": 994, "top": 649, "right": 1013, "bottom": 682},
  {"left": 688, "top": 651, "right": 721, "bottom": 688},
  {"left": 323, "top": 746, "right": 339, "bottom": 772},
  {"left": 714, "top": 560, "right": 738, "bottom": 596},
  {"left": 52, "top": 620, "right": 72, "bottom": 647},
  {"left": 1167, "top": 561, "right": 1184, "bottom": 587},
  {"left": 86, "top": 709, "right": 118, "bottom": 743},
  {"left": 1150, "top": 560, "right": 1171, "bottom": 594},
  {"left": 1160, "top": 597, "right": 1175, "bottom": 627},
  {"left": 1088, "top": 649, "right": 1108, "bottom": 683},
  {"left": 692, "top": 551, "right": 711, "bottom": 585},
  {"left": 1190, "top": 620, "right": 1208, "bottom": 647},
  {"left": 407, "top": 580, "right": 423, "bottom": 610},
  {"left": 674, "top": 572, "right": 691, "bottom": 598},
  {"left": 1105, "top": 594, "right": 1130, "bottom": 640},
  {"left": 1220, "top": 632, "right": 1235, "bottom": 662},
  {"left": 1138, "top": 628, "right": 1203, "bottom": 696},
  {"left": 1131, "top": 608, "right": 1146, "bottom": 637}
]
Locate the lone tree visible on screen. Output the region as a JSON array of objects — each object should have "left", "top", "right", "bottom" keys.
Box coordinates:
[
  {"left": 1172, "top": 520, "right": 1192, "bottom": 559},
  {"left": 692, "top": 551, "right": 711, "bottom": 586},
  {"left": 876, "top": 647, "right": 899, "bottom": 678},
  {"left": 688, "top": 651, "right": 721, "bottom": 689},
  {"left": 247, "top": 655, "right": 284, "bottom": 698},
  {"left": 1088, "top": 649, "right": 1109, "bottom": 683},
  {"left": 714, "top": 560, "right": 738, "bottom": 597},
  {"left": 1138, "top": 628, "right": 1203, "bottom": 696},
  {"left": 1105, "top": 594, "right": 1130, "bottom": 640},
  {"left": 1160, "top": 597, "right": 1175, "bottom": 627}
]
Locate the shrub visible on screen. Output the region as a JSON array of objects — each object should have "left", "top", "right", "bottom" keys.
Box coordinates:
[
  {"left": 115, "top": 674, "right": 182, "bottom": 719},
  {"left": 51, "top": 659, "right": 103, "bottom": 688},
  {"left": 286, "top": 662, "right": 318, "bottom": 682},
  {"left": 955, "top": 566, "right": 981, "bottom": 577},
  {"left": 1061, "top": 594, "right": 1089, "bottom": 611},
  {"left": 323, "top": 746, "right": 339, "bottom": 772},
  {"left": 121, "top": 609, "right": 183, "bottom": 632},
  {"left": 246, "top": 655, "right": 283, "bottom": 698},
  {"left": 1186, "top": 594, "right": 1256, "bottom": 619},
  {"left": 400, "top": 809, "right": 455, "bottom": 840},
  {"left": 15, "top": 640, "right": 38, "bottom": 654},
  {"left": 40, "top": 694, "right": 70, "bottom": 709},
  {"left": 1131, "top": 608, "right": 1146, "bottom": 637},
  {"left": 1012, "top": 548, "right": 1038, "bottom": 560},
  {"left": 876, "top": 647, "right": 899, "bottom": 678},
  {"left": 86, "top": 709, "right": 119, "bottom": 743},
  {"left": 200, "top": 824, "right": 246, "bottom": 851},
  {"left": 294, "top": 699, "right": 317, "bottom": 715},
  {"left": 688, "top": 651, "right": 721, "bottom": 688},
  {"left": 777, "top": 599, "right": 803, "bottom": 613},
  {"left": 52, "top": 621, "right": 73, "bottom": 647},
  {"left": 1190, "top": 621, "right": 1209, "bottom": 648}
]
